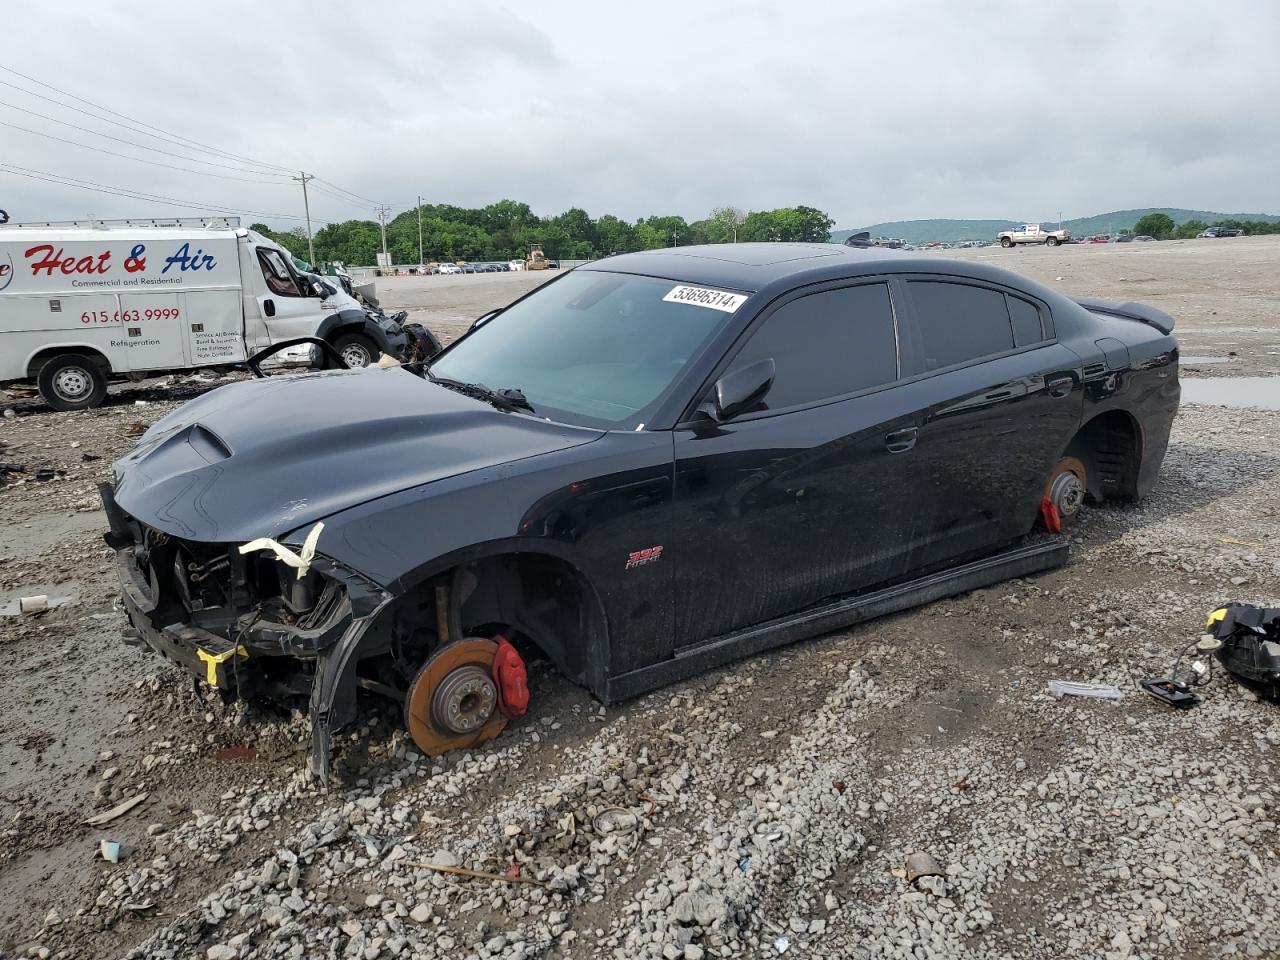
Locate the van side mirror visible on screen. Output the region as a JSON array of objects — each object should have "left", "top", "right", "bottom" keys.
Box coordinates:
[
  {"left": 714, "top": 358, "right": 775, "bottom": 421},
  {"left": 310, "top": 280, "right": 331, "bottom": 298}
]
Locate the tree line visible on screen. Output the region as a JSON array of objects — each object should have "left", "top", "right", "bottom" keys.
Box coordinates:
[
  {"left": 1131, "top": 212, "right": 1280, "bottom": 240},
  {"left": 252, "top": 202, "right": 834, "bottom": 267}
]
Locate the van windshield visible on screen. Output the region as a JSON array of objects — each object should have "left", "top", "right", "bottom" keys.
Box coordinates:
[{"left": 428, "top": 271, "right": 740, "bottom": 429}]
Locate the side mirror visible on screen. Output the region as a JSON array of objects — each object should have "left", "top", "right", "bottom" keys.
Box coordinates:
[
  {"left": 310, "top": 280, "right": 331, "bottom": 298},
  {"left": 714, "top": 358, "right": 775, "bottom": 421}
]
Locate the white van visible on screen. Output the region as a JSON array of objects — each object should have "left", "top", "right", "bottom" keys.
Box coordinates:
[{"left": 0, "top": 218, "right": 409, "bottom": 410}]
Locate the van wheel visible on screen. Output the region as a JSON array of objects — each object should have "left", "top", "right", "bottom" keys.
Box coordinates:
[
  {"left": 37, "top": 354, "right": 108, "bottom": 411},
  {"left": 1000, "top": 237, "right": 1014, "bottom": 248},
  {"left": 331, "top": 332, "right": 378, "bottom": 368}
]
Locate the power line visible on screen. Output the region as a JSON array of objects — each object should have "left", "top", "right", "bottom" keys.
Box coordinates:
[
  {"left": 307, "top": 182, "right": 379, "bottom": 209},
  {"left": 313, "top": 177, "right": 384, "bottom": 207},
  {"left": 0, "top": 162, "right": 326, "bottom": 224},
  {"left": 0, "top": 98, "right": 294, "bottom": 177},
  {"left": 0, "top": 65, "right": 373, "bottom": 227},
  {"left": 0, "top": 65, "right": 295, "bottom": 174},
  {"left": 0, "top": 118, "right": 290, "bottom": 184}
]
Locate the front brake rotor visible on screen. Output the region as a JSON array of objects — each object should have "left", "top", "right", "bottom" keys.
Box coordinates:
[{"left": 404, "top": 637, "right": 508, "bottom": 756}]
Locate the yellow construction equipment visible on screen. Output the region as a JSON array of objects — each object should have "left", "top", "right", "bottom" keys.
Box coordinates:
[{"left": 525, "top": 245, "right": 550, "bottom": 270}]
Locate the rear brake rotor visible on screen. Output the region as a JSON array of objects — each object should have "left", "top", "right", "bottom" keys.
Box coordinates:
[
  {"left": 404, "top": 638, "right": 508, "bottom": 756},
  {"left": 1044, "top": 456, "right": 1088, "bottom": 520}
]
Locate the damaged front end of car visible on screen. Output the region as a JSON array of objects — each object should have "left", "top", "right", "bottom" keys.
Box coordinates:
[{"left": 100, "top": 481, "right": 392, "bottom": 782}]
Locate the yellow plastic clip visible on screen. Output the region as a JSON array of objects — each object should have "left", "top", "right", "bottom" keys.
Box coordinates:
[
  {"left": 1206, "top": 608, "right": 1228, "bottom": 629},
  {"left": 196, "top": 645, "right": 248, "bottom": 688}
]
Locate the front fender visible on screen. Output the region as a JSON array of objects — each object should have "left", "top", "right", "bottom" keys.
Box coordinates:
[{"left": 317, "top": 309, "right": 407, "bottom": 358}]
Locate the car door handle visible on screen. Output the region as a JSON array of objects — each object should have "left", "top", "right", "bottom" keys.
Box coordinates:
[
  {"left": 884, "top": 427, "right": 918, "bottom": 454},
  {"left": 1047, "top": 376, "right": 1073, "bottom": 398},
  {"left": 263, "top": 298, "right": 276, "bottom": 318}
]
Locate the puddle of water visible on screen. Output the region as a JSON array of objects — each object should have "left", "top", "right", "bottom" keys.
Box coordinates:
[
  {"left": 1181, "top": 377, "right": 1280, "bottom": 411},
  {"left": 0, "top": 596, "right": 75, "bottom": 616},
  {"left": 1180, "top": 356, "right": 1235, "bottom": 364},
  {"left": 0, "top": 582, "right": 80, "bottom": 616}
]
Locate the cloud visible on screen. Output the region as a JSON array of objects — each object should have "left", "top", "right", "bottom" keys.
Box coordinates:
[{"left": 2, "top": 0, "right": 1277, "bottom": 229}]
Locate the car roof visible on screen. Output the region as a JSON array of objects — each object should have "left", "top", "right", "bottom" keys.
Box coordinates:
[{"left": 579, "top": 242, "right": 1053, "bottom": 298}]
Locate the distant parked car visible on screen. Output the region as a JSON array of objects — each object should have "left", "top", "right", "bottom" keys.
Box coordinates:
[
  {"left": 1199, "top": 227, "right": 1244, "bottom": 238},
  {"left": 1132, "top": 235, "right": 1156, "bottom": 242},
  {"left": 1088, "top": 236, "right": 1110, "bottom": 244},
  {"left": 438, "top": 263, "right": 462, "bottom": 275},
  {"left": 1115, "top": 235, "right": 1134, "bottom": 243},
  {"left": 508, "top": 259, "right": 526, "bottom": 271}
]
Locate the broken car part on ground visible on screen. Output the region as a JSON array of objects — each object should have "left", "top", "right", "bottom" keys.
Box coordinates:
[{"left": 99, "top": 242, "right": 1180, "bottom": 781}]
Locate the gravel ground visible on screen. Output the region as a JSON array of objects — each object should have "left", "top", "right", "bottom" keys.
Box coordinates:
[{"left": 1, "top": 238, "right": 1278, "bottom": 960}]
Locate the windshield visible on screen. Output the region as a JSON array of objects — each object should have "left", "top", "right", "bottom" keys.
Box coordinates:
[{"left": 429, "top": 271, "right": 742, "bottom": 429}]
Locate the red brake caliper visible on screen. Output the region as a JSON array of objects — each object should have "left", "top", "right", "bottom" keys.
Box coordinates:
[
  {"left": 491, "top": 635, "right": 529, "bottom": 718},
  {"left": 1040, "top": 496, "right": 1062, "bottom": 534}
]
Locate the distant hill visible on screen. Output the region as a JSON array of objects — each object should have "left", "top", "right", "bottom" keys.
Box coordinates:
[{"left": 830, "top": 208, "right": 1280, "bottom": 245}]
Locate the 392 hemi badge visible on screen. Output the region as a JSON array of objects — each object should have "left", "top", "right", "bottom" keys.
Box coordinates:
[{"left": 625, "top": 545, "right": 664, "bottom": 570}]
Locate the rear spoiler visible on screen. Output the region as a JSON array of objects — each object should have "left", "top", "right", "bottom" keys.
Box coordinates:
[{"left": 1071, "top": 296, "right": 1175, "bottom": 335}]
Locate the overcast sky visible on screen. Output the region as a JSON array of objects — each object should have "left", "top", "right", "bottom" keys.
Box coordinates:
[{"left": 3, "top": 0, "right": 1278, "bottom": 230}]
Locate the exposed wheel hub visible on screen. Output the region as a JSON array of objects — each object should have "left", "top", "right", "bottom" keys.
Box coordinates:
[{"left": 430, "top": 664, "right": 496, "bottom": 734}]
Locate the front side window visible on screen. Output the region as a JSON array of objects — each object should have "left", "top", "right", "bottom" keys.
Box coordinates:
[
  {"left": 258, "top": 250, "right": 301, "bottom": 298},
  {"left": 429, "top": 271, "right": 737, "bottom": 429},
  {"left": 726, "top": 283, "right": 898, "bottom": 411},
  {"left": 907, "top": 281, "right": 1015, "bottom": 371}
]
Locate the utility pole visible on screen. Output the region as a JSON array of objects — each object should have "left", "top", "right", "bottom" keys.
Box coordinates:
[
  {"left": 291, "top": 172, "right": 316, "bottom": 265},
  {"left": 376, "top": 205, "right": 392, "bottom": 267},
  {"left": 416, "top": 196, "right": 424, "bottom": 267}
]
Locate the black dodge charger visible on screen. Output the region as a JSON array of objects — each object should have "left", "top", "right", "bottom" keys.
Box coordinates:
[{"left": 102, "top": 243, "right": 1180, "bottom": 778}]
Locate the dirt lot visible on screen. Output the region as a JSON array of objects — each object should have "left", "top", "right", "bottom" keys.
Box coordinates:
[{"left": 1, "top": 238, "right": 1278, "bottom": 960}]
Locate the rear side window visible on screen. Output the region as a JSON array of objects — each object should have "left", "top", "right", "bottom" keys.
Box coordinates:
[
  {"left": 728, "top": 283, "right": 897, "bottom": 409},
  {"left": 1006, "top": 295, "right": 1045, "bottom": 346},
  {"left": 907, "top": 281, "right": 1014, "bottom": 371}
]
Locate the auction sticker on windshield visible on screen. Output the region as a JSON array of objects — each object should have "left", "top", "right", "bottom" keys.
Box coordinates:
[{"left": 662, "top": 285, "right": 748, "bottom": 313}]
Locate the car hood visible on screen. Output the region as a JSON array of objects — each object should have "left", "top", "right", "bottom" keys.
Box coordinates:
[{"left": 111, "top": 367, "right": 603, "bottom": 543}]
